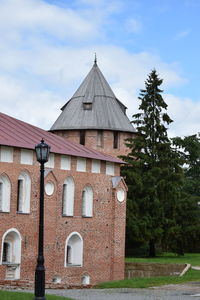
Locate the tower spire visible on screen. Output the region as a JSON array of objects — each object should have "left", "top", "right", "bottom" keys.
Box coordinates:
[{"left": 94, "top": 53, "right": 97, "bottom": 65}]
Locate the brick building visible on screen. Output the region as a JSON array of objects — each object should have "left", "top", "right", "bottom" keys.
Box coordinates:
[{"left": 0, "top": 61, "right": 135, "bottom": 288}]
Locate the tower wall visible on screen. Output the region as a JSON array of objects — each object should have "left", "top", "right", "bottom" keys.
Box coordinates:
[{"left": 53, "top": 129, "right": 135, "bottom": 158}]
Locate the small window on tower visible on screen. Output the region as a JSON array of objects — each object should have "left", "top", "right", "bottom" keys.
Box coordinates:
[
  {"left": 80, "top": 130, "right": 86, "bottom": 145},
  {"left": 97, "top": 131, "right": 103, "bottom": 147},
  {"left": 113, "top": 131, "right": 119, "bottom": 149},
  {"left": 83, "top": 103, "right": 92, "bottom": 110}
]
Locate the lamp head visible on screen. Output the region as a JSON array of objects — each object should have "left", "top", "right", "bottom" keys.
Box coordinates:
[{"left": 35, "top": 139, "right": 50, "bottom": 163}]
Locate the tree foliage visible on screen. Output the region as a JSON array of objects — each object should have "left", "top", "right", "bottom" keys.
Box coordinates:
[
  {"left": 172, "top": 134, "right": 200, "bottom": 197},
  {"left": 169, "top": 134, "right": 200, "bottom": 253},
  {"left": 122, "top": 70, "right": 184, "bottom": 256}
]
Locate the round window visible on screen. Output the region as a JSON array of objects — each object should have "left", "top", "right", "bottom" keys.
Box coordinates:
[
  {"left": 45, "top": 182, "right": 55, "bottom": 196},
  {"left": 116, "top": 188, "right": 125, "bottom": 202}
]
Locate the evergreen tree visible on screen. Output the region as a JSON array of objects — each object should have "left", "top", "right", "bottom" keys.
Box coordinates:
[
  {"left": 173, "top": 134, "right": 200, "bottom": 197},
  {"left": 122, "top": 70, "right": 183, "bottom": 257},
  {"left": 169, "top": 134, "right": 200, "bottom": 253}
]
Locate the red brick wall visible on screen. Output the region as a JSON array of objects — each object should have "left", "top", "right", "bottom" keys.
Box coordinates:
[
  {"left": 52, "top": 129, "right": 135, "bottom": 158},
  {"left": 0, "top": 147, "right": 126, "bottom": 287}
]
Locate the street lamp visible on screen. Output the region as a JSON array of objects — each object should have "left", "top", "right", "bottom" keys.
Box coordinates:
[{"left": 34, "top": 139, "right": 50, "bottom": 300}]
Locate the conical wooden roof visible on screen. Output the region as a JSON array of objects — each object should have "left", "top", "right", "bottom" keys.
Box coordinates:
[{"left": 50, "top": 61, "right": 135, "bottom": 133}]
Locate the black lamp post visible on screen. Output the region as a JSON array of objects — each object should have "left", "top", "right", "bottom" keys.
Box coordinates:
[{"left": 34, "top": 139, "right": 50, "bottom": 300}]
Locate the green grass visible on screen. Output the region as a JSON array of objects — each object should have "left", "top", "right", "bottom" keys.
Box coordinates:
[
  {"left": 97, "top": 253, "right": 200, "bottom": 289},
  {"left": 97, "top": 269, "right": 200, "bottom": 289},
  {"left": 126, "top": 252, "right": 200, "bottom": 266},
  {"left": 0, "top": 290, "right": 74, "bottom": 300}
]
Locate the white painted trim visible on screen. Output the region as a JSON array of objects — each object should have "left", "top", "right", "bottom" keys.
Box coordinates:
[
  {"left": 61, "top": 155, "right": 71, "bottom": 170},
  {"left": 82, "top": 185, "right": 93, "bottom": 217},
  {"left": 0, "top": 174, "right": 11, "bottom": 212},
  {"left": 77, "top": 158, "right": 86, "bottom": 172},
  {"left": 64, "top": 232, "right": 83, "bottom": 267},
  {"left": 0, "top": 228, "right": 22, "bottom": 265},
  {"left": 20, "top": 149, "right": 33, "bottom": 165},
  {"left": 18, "top": 171, "right": 31, "bottom": 213},
  {"left": 62, "top": 177, "right": 75, "bottom": 216}
]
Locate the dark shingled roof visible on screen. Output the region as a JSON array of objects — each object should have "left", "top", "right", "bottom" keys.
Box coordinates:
[
  {"left": 50, "top": 62, "right": 136, "bottom": 133},
  {"left": 0, "top": 112, "right": 123, "bottom": 164}
]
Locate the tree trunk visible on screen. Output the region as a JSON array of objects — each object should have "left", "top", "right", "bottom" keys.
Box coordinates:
[{"left": 149, "top": 239, "right": 156, "bottom": 257}]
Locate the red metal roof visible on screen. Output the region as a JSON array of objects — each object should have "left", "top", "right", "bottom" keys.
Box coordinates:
[{"left": 0, "top": 112, "right": 123, "bottom": 164}]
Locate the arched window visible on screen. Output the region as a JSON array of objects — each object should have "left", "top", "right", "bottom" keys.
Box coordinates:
[
  {"left": 62, "top": 177, "right": 75, "bottom": 216},
  {"left": 82, "top": 186, "right": 93, "bottom": 217},
  {"left": 1, "top": 229, "right": 22, "bottom": 280},
  {"left": 82, "top": 275, "right": 90, "bottom": 285},
  {"left": 1, "top": 229, "right": 22, "bottom": 265},
  {"left": 65, "top": 232, "right": 83, "bottom": 267},
  {"left": 17, "top": 172, "right": 31, "bottom": 213},
  {"left": 0, "top": 174, "right": 11, "bottom": 212}
]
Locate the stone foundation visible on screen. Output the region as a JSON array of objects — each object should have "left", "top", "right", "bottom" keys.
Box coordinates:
[{"left": 125, "top": 262, "right": 186, "bottom": 278}]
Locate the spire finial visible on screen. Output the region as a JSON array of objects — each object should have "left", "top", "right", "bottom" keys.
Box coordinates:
[{"left": 94, "top": 52, "right": 97, "bottom": 65}]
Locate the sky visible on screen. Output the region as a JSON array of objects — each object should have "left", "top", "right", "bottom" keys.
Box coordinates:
[{"left": 0, "top": 0, "right": 200, "bottom": 137}]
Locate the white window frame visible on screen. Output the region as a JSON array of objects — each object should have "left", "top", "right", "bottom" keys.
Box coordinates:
[
  {"left": 20, "top": 149, "right": 33, "bottom": 165},
  {"left": 1, "top": 146, "right": 13, "bottom": 163},
  {"left": 17, "top": 172, "right": 31, "bottom": 213},
  {"left": 60, "top": 155, "right": 71, "bottom": 170},
  {"left": 0, "top": 174, "right": 11, "bottom": 212},
  {"left": 77, "top": 158, "right": 86, "bottom": 172},
  {"left": 106, "top": 162, "right": 115, "bottom": 175},
  {"left": 91, "top": 159, "right": 101, "bottom": 173},
  {"left": 64, "top": 232, "right": 83, "bottom": 267},
  {"left": 82, "top": 185, "right": 93, "bottom": 217},
  {"left": 45, "top": 153, "right": 54, "bottom": 168},
  {"left": 0, "top": 228, "right": 22, "bottom": 265},
  {"left": 62, "top": 177, "right": 75, "bottom": 216}
]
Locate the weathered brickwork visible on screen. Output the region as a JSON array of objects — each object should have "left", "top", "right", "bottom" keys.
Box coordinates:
[
  {"left": 0, "top": 147, "right": 126, "bottom": 287},
  {"left": 54, "top": 129, "right": 135, "bottom": 158}
]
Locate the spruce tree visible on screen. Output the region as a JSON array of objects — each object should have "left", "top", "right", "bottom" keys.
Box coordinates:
[
  {"left": 122, "top": 70, "right": 183, "bottom": 257},
  {"left": 170, "top": 134, "right": 200, "bottom": 253}
]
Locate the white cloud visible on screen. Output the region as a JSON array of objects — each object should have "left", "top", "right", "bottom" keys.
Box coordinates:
[
  {"left": 0, "top": 0, "right": 197, "bottom": 138},
  {"left": 0, "top": 0, "right": 97, "bottom": 41},
  {"left": 165, "top": 94, "right": 200, "bottom": 137},
  {"left": 0, "top": 42, "right": 187, "bottom": 132},
  {"left": 0, "top": 74, "right": 62, "bottom": 129}
]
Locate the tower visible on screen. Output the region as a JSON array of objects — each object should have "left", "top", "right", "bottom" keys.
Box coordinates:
[{"left": 50, "top": 59, "right": 136, "bottom": 158}]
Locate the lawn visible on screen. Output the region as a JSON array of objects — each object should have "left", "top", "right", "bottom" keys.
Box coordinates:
[
  {"left": 0, "top": 290, "right": 74, "bottom": 300},
  {"left": 97, "top": 253, "right": 200, "bottom": 289},
  {"left": 125, "top": 252, "right": 200, "bottom": 265},
  {"left": 97, "top": 269, "right": 200, "bottom": 289}
]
